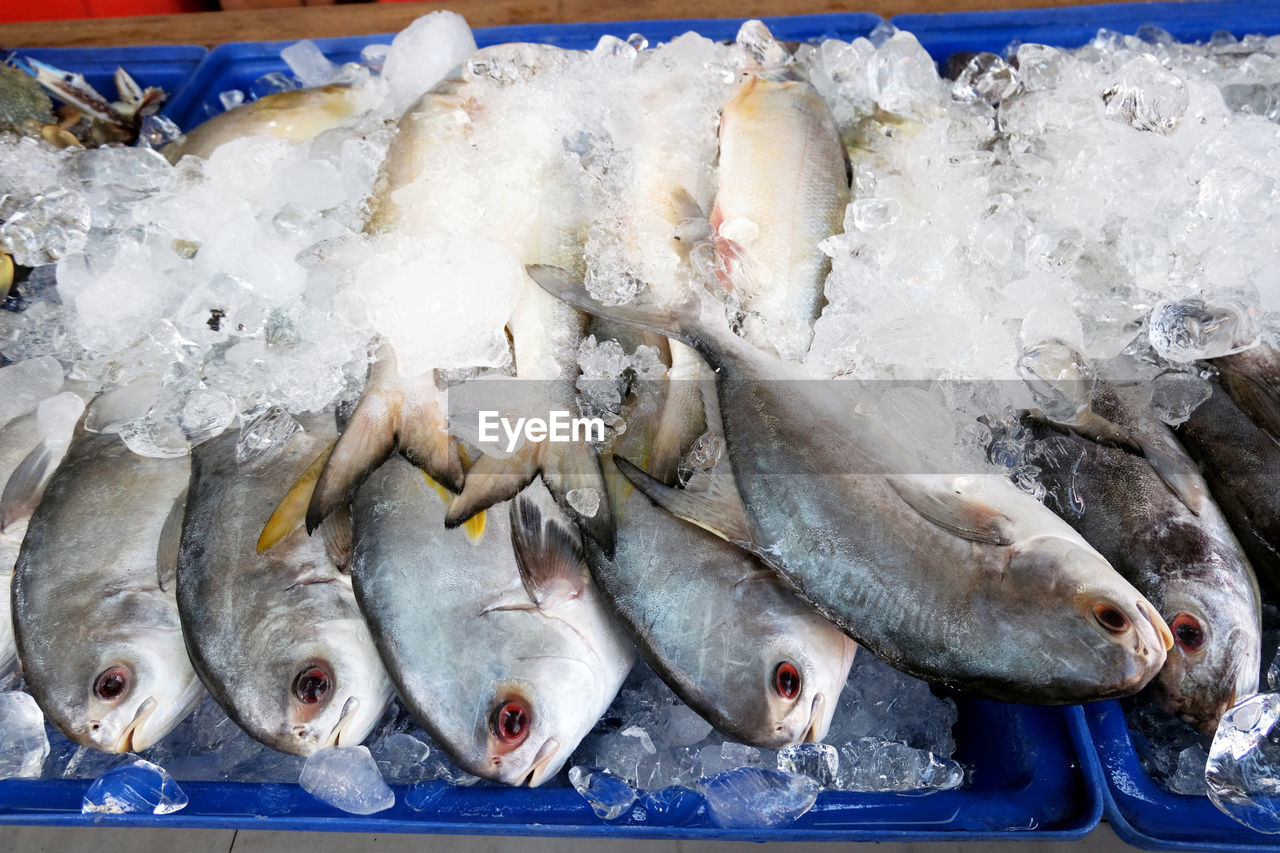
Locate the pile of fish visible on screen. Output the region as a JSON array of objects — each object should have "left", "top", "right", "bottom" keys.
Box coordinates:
[{"left": 2, "top": 10, "right": 1280, "bottom": 829}]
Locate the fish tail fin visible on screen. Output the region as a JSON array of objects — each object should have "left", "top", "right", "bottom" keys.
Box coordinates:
[
  {"left": 613, "top": 453, "right": 755, "bottom": 550},
  {"left": 526, "top": 264, "right": 728, "bottom": 351},
  {"left": 445, "top": 449, "right": 539, "bottom": 529},
  {"left": 398, "top": 379, "right": 465, "bottom": 494},
  {"left": 1219, "top": 368, "right": 1280, "bottom": 444},
  {"left": 307, "top": 391, "right": 397, "bottom": 533}
]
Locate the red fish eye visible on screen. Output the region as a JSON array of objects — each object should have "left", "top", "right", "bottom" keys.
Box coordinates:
[
  {"left": 293, "top": 667, "right": 331, "bottom": 705},
  {"left": 1172, "top": 613, "right": 1206, "bottom": 653},
  {"left": 1093, "top": 603, "right": 1129, "bottom": 634},
  {"left": 492, "top": 700, "right": 530, "bottom": 744},
  {"left": 774, "top": 662, "right": 801, "bottom": 699},
  {"left": 93, "top": 666, "right": 129, "bottom": 701}
]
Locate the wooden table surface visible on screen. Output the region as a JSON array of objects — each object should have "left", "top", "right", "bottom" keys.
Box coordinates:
[{"left": 0, "top": 0, "right": 1130, "bottom": 48}]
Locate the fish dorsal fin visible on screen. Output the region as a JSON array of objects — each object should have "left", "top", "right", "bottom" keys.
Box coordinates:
[
  {"left": 318, "top": 504, "right": 354, "bottom": 572},
  {"left": 887, "top": 474, "right": 1016, "bottom": 546},
  {"left": 1134, "top": 430, "right": 1209, "bottom": 517},
  {"left": 157, "top": 488, "right": 187, "bottom": 592},
  {"left": 1220, "top": 369, "right": 1280, "bottom": 444},
  {"left": 613, "top": 454, "right": 755, "bottom": 549},
  {"left": 258, "top": 440, "right": 335, "bottom": 554},
  {"left": 0, "top": 442, "right": 54, "bottom": 534},
  {"left": 509, "top": 484, "right": 586, "bottom": 607}
]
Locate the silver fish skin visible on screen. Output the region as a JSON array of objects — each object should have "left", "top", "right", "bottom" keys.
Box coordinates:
[
  {"left": 350, "top": 457, "right": 635, "bottom": 786},
  {"left": 1026, "top": 391, "right": 1261, "bottom": 733},
  {"left": 163, "top": 83, "right": 379, "bottom": 164},
  {"left": 1177, "top": 381, "right": 1280, "bottom": 601},
  {"left": 13, "top": 430, "right": 204, "bottom": 752},
  {"left": 528, "top": 268, "right": 1173, "bottom": 705},
  {"left": 177, "top": 415, "right": 394, "bottom": 755}
]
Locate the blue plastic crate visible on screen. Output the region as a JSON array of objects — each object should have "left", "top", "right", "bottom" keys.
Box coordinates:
[
  {"left": 893, "top": 0, "right": 1280, "bottom": 70},
  {"left": 1085, "top": 701, "right": 1280, "bottom": 851},
  {"left": 0, "top": 701, "right": 1101, "bottom": 839},
  {"left": 164, "top": 14, "right": 882, "bottom": 130},
  {"left": 11, "top": 45, "right": 208, "bottom": 121}
]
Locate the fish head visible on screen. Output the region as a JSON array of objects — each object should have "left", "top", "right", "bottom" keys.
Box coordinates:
[
  {"left": 66, "top": 633, "right": 203, "bottom": 753},
  {"left": 234, "top": 620, "right": 392, "bottom": 756},
  {"left": 1008, "top": 534, "right": 1171, "bottom": 699},
  {"left": 733, "top": 615, "right": 857, "bottom": 749},
  {"left": 468, "top": 651, "right": 607, "bottom": 787},
  {"left": 1147, "top": 582, "right": 1261, "bottom": 734}
]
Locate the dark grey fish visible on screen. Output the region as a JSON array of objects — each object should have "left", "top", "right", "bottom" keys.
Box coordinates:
[
  {"left": 1026, "top": 387, "right": 1261, "bottom": 733},
  {"left": 1177, "top": 381, "right": 1280, "bottom": 601},
  {"left": 527, "top": 265, "right": 1173, "bottom": 705},
  {"left": 13, "top": 428, "right": 203, "bottom": 752},
  {"left": 177, "top": 415, "right": 394, "bottom": 755},
  {"left": 1213, "top": 344, "right": 1280, "bottom": 443}
]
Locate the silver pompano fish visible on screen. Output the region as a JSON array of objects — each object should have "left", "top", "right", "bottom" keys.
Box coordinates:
[
  {"left": 13, "top": 427, "right": 204, "bottom": 752},
  {"left": 1026, "top": 389, "right": 1261, "bottom": 732},
  {"left": 351, "top": 457, "right": 634, "bottom": 785},
  {"left": 711, "top": 66, "right": 848, "bottom": 361},
  {"left": 163, "top": 83, "right": 379, "bottom": 164},
  {"left": 1177, "top": 381, "right": 1280, "bottom": 600},
  {"left": 590, "top": 380, "right": 855, "bottom": 747},
  {"left": 177, "top": 415, "right": 394, "bottom": 755},
  {"left": 0, "top": 391, "right": 84, "bottom": 675},
  {"left": 529, "top": 268, "right": 1173, "bottom": 704}
]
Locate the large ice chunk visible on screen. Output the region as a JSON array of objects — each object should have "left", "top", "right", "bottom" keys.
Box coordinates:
[
  {"left": 0, "top": 692, "right": 48, "bottom": 779},
  {"left": 569, "top": 765, "right": 637, "bottom": 820},
  {"left": 382, "top": 12, "right": 478, "bottom": 115},
  {"left": 698, "top": 768, "right": 819, "bottom": 829},
  {"left": 82, "top": 759, "right": 188, "bottom": 815},
  {"left": 1207, "top": 693, "right": 1280, "bottom": 832},
  {"left": 299, "top": 745, "right": 395, "bottom": 815}
]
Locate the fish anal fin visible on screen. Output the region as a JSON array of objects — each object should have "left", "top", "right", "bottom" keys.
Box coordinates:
[
  {"left": 888, "top": 474, "right": 1016, "bottom": 546},
  {"left": 0, "top": 442, "right": 55, "bottom": 534},
  {"left": 157, "top": 488, "right": 187, "bottom": 592},
  {"left": 510, "top": 484, "right": 587, "bottom": 608},
  {"left": 259, "top": 440, "right": 335, "bottom": 553},
  {"left": 614, "top": 454, "right": 755, "bottom": 548}
]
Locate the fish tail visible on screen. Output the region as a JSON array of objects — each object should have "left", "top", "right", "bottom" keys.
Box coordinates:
[
  {"left": 648, "top": 341, "right": 710, "bottom": 484},
  {"left": 539, "top": 440, "right": 615, "bottom": 558},
  {"left": 526, "top": 264, "right": 729, "bottom": 352},
  {"left": 445, "top": 449, "right": 539, "bottom": 529},
  {"left": 307, "top": 392, "right": 397, "bottom": 534},
  {"left": 0, "top": 441, "right": 57, "bottom": 534},
  {"left": 398, "top": 377, "right": 465, "bottom": 494},
  {"left": 259, "top": 440, "right": 335, "bottom": 552}
]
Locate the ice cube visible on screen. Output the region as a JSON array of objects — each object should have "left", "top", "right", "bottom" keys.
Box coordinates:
[
  {"left": 370, "top": 732, "right": 432, "bottom": 784},
  {"left": 405, "top": 779, "right": 449, "bottom": 812},
  {"left": 82, "top": 759, "right": 188, "bottom": 814},
  {"left": 281, "top": 40, "right": 337, "bottom": 88},
  {"left": 1207, "top": 693, "right": 1280, "bottom": 832},
  {"left": 0, "top": 356, "right": 63, "bottom": 428},
  {"left": 1168, "top": 744, "right": 1210, "bottom": 796},
  {"left": 700, "top": 742, "right": 763, "bottom": 776},
  {"left": 235, "top": 405, "right": 303, "bottom": 467},
  {"left": 1148, "top": 296, "right": 1261, "bottom": 362},
  {"left": 952, "top": 53, "right": 1020, "bottom": 105},
  {"left": 1017, "top": 340, "right": 1096, "bottom": 423},
  {"left": 249, "top": 72, "right": 297, "bottom": 100},
  {"left": 219, "top": 89, "right": 245, "bottom": 112},
  {"left": 0, "top": 692, "right": 48, "bottom": 780},
  {"left": 569, "top": 765, "right": 637, "bottom": 820},
  {"left": 1149, "top": 372, "right": 1213, "bottom": 427},
  {"left": 639, "top": 785, "right": 704, "bottom": 824},
  {"left": 566, "top": 487, "right": 601, "bottom": 519},
  {"left": 845, "top": 198, "right": 901, "bottom": 231},
  {"left": 661, "top": 704, "right": 713, "bottom": 747},
  {"left": 0, "top": 190, "right": 90, "bottom": 266},
  {"left": 360, "top": 44, "right": 390, "bottom": 74},
  {"left": 382, "top": 12, "right": 478, "bottom": 115},
  {"left": 299, "top": 745, "right": 395, "bottom": 815},
  {"left": 777, "top": 743, "right": 838, "bottom": 788},
  {"left": 698, "top": 768, "right": 819, "bottom": 829},
  {"left": 1102, "top": 54, "right": 1189, "bottom": 135},
  {"left": 181, "top": 388, "right": 236, "bottom": 446},
  {"left": 837, "top": 738, "right": 964, "bottom": 792}
]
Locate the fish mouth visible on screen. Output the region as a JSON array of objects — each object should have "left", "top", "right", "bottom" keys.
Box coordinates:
[
  {"left": 802, "top": 693, "right": 827, "bottom": 744},
  {"left": 113, "top": 696, "right": 157, "bottom": 753},
  {"left": 518, "top": 737, "right": 561, "bottom": 788},
  {"left": 323, "top": 696, "right": 361, "bottom": 748},
  {"left": 1137, "top": 599, "right": 1175, "bottom": 653}
]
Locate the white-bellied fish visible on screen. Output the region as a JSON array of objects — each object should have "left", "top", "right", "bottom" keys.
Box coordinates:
[
  {"left": 177, "top": 414, "right": 394, "bottom": 755},
  {"left": 13, "top": 421, "right": 204, "bottom": 752},
  {"left": 350, "top": 457, "right": 634, "bottom": 785}
]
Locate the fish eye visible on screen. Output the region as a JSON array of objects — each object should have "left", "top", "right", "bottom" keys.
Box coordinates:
[
  {"left": 292, "top": 666, "right": 331, "bottom": 705},
  {"left": 774, "top": 661, "right": 801, "bottom": 700},
  {"left": 491, "top": 699, "right": 531, "bottom": 745},
  {"left": 93, "top": 666, "right": 130, "bottom": 702},
  {"left": 1171, "top": 613, "right": 1206, "bottom": 653},
  {"left": 1092, "top": 602, "right": 1130, "bottom": 634}
]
